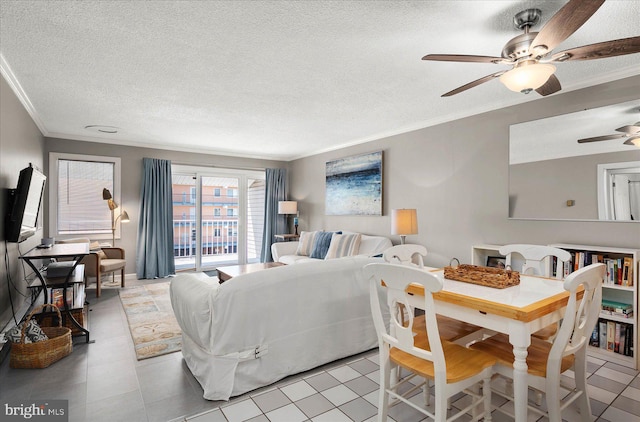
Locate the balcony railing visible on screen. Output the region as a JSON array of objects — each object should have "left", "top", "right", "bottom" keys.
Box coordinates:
[{"left": 173, "top": 219, "right": 240, "bottom": 269}]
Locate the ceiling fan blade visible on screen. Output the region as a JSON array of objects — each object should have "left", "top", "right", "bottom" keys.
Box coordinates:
[
  {"left": 616, "top": 124, "right": 640, "bottom": 134},
  {"left": 623, "top": 136, "right": 640, "bottom": 146},
  {"left": 530, "top": 0, "right": 605, "bottom": 56},
  {"left": 535, "top": 74, "right": 561, "bottom": 96},
  {"left": 551, "top": 36, "right": 640, "bottom": 62},
  {"left": 577, "top": 133, "right": 626, "bottom": 143},
  {"left": 441, "top": 71, "right": 505, "bottom": 97},
  {"left": 422, "top": 54, "right": 504, "bottom": 64}
]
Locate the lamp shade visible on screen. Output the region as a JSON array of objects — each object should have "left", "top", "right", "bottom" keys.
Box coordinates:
[
  {"left": 278, "top": 201, "right": 298, "bottom": 215},
  {"left": 391, "top": 209, "right": 418, "bottom": 235},
  {"left": 120, "top": 210, "right": 130, "bottom": 223},
  {"left": 499, "top": 62, "right": 556, "bottom": 93}
]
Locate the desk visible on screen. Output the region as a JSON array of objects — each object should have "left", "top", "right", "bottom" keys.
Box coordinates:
[
  {"left": 407, "top": 268, "right": 571, "bottom": 421},
  {"left": 20, "top": 243, "right": 90, "bottom": 342}
]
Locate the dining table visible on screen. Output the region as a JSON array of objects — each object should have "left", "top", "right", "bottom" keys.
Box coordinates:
[{"left": 405, "top": 267, "right": 574, "bottom": 421}]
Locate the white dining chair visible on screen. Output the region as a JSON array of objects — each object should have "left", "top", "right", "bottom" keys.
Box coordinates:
[
  {"left": 470, "top": 263, "right": 605, "bottom": 422},
  {"left": 383, "top": 244, "right": 427, "bottom": 267},
  {"left": 383, "top": 245, "right": 484, "bottom": 344},
  {"left": 499, "top": 244, "right": 572, "bottom": 341},
  {"left": 364, "top": 262, "right": 496, "bottom": 422},
  {"left": 499, "top": 244, "right": 571, "bottom": 280}
]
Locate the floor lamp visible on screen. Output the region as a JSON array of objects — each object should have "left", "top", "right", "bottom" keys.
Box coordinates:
[
  {"left": 391, "top": 208, "right": 418, "bottom": 244},
  {"left": 103, "top": 188, "right": 130, "bottom": 246}
]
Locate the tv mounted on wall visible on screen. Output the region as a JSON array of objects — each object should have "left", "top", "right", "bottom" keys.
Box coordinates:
[{"left": 5, "top": 164, "right": 47, "bottom": 243}]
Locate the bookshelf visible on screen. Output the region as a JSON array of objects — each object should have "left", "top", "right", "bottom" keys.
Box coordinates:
[
  {"left": 472, "top": 243, "right": 638, "bottom": 369},
  {"left": 470, "top": 244, "right": 527, "bottom": 270},
  {"left": 550, "top": 244, "right": 638, "bottom": 369}
]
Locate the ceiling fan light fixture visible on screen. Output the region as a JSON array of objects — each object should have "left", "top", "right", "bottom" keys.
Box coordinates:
[
  {"left": 624, "top": 137, "right": 640, "bottom": 147},
  {"left": 499, "top": 62, "right": 556, "bottom": 94}
]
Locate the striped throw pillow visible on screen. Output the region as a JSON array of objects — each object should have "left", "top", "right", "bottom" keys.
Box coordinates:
[
  {"left": 295, "top": 231, "right": 319, "bottom": 256},
  {"left": 325, "top": 233, "right": 362, "bottom": 259}
]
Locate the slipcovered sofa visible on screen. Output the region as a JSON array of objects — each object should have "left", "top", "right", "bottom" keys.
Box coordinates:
[
  {"left": 170, "top": 255, "right": 389, "bottom": 401},
  {"left": 271, "top": 232, "right": 392, "bottom": 264}
]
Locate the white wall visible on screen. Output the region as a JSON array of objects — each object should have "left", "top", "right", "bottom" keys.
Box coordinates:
[{"left": 288, "top": 75, "right": 640, "bottom": 268}]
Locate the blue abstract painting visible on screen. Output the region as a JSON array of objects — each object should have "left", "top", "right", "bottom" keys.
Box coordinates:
[{"left": 325, "top": 151, "right": 382, "bottom": 215}]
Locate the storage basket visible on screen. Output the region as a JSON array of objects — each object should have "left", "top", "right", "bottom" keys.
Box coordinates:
[
  {"left": 10, "top": 304, "right": 73, "bottom": 369},
  {"left": 444, "top": 259, "right": 520, "bottom": 289}
]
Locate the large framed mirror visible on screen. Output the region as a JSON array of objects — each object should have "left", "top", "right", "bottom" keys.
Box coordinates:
[{"left": 509, "top": 99, "right": 640, "bottom": 222}]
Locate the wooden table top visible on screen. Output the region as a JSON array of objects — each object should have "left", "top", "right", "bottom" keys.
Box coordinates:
[
  {"left": 406, "top": 268, "right": 573, "bottom": 323},
  {"left": 217, "top": 262, "right": 285, "bottom": 282}
]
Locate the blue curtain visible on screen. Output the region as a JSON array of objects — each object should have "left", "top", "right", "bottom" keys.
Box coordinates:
[
  {"left": 136, "top": 158, "right": 175, "bottom": 278},
  {"left": 260, "top": 168, "right": 287, "bottom": 262}
]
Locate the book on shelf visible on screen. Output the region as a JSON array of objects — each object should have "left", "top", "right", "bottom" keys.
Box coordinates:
[
  {"left": 622, "top": 256, "right": 634, "bottom": 286},
  {"left": 595, "top": 319, "right": 635, "bottom": 356},
  {"left": 589, "top": 324, "right": 599, "bottom": 347},
  {"left": 46, "top": 284, "right": 79, "bottom": 309},
  {"left": 607, "top": 321, "right": 616, "bottom": 351},
  {"left": 563, "top": 249, "right": 634, "bottom": 286},
  {"left": 601, "top": 300, "right": 633, "bottom": 312},
  {"left": 599, "top": 320, "right": 607, "bottom": 350}
]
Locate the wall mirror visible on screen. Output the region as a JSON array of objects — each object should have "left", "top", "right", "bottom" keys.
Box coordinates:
[{"left": 509, "top": 99, "right": 640, "bottom": 222}]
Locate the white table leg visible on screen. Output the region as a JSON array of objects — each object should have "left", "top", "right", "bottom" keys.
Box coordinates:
[{"left": 509, "top": 325, "right": 531, "bottom": 422}]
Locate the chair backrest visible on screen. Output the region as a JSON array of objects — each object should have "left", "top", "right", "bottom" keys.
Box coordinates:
[
  {"left": 548, "top": 263, "right": 604, "bottom": 371},
  {"left": 364, "top": 262, "right": 446, "bottom": 374},
  {"left": 499, "top": 244, "right": 571, "bottom": 279},
  {"left": 383, "top": 244, "right": 427, "bottom": 267}
]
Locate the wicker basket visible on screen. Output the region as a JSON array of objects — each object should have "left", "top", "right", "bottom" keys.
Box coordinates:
[
  {"left": 444, "top": 261, "right": 520, "bottom": 289},
  {"left": 10, "top": 304, "right": 73, "bottom": 369}
]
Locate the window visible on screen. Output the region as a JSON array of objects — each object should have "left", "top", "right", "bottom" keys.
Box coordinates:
[
  {"left": 214, "top": 188, "right": 221, "bottom": 197},
  {"left": 214, "top": 208, "right": 221, "bottom": 217},
  {"left": 227, "top": 208, "right": 234, "bottom": 217},
  {"left": 228, "top": 189, "right": 236, "bottom": 198},
  {"left": 49, "top": 153, "right": 121, "bottom": 239}
]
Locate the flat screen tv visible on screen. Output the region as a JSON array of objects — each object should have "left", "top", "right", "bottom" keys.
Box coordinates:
[{"left": 5, "top": 164, "right": 47, "bottom": 243}]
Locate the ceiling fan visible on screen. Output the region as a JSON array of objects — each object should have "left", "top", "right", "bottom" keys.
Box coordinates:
[
  {"left": 422, "top": 0, "right": 640, "bottom": 97},
  {"left": 577, "top": 121, "right": 640, "bottom": 146}
]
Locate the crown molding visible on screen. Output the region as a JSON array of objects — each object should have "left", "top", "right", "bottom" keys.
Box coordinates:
[{"left": 0, "top": 54, "right": 49, "bottom": 136}]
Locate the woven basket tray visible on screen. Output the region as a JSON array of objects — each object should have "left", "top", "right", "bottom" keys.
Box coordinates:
[
  {"left": 444, "top": 263, "right": 520, "bottom": 289},
  {"left": 10, "top": 304, "right": 72, "bottom": 369}
]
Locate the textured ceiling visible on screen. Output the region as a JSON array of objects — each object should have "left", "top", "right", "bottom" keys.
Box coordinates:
[{"left": 1, "top": 0, "right": 639, "bottom": 161}]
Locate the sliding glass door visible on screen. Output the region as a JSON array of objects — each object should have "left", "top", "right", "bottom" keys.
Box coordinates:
[{"left": 172, "top": 166, "right": 265, "bottom": 271}]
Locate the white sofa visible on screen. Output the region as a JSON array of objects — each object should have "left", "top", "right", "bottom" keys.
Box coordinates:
[
  {"left": 170, "top": 255, "right": 388, "bottom": 400},
  {"left": 271, "top": 233, "right": 392, "bottom": 264}
]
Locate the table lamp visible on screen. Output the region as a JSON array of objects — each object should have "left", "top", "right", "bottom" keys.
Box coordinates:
[
  {"left": 278, "top": 201, "right": 298, "bottom": 235},
  {"left": 391, "top": 208, "right": 418, "bottom": 244}
]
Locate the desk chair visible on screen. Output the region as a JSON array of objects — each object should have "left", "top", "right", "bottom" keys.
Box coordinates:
[
  {"left": 365, "top": 262, "right": 496, "bottom": 422},
  {"left": 470, "top": 263, "right": 605, "bottom": 422}
]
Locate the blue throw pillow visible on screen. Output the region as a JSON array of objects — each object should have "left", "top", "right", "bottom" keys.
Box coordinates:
[{"left": 310, "top": 231, "right": 342, "bottom": 259}]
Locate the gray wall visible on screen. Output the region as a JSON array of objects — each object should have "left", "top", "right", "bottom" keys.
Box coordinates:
[
  {"left": 0, "top": 76, "right": 46, "bottom": 331},
  {"left": 43, "top": 138, "right": 287, "bottom": 275},
  {"left": 289, "top": 75, "right": 640, "bottom": 268},
  {"left": 510, "top": 151, "right": 640, "bottom": 220}
]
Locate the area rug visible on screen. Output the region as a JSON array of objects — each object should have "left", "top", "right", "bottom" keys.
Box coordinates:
[{"left": 119, "top": 282, "right": 182, "bottom": 360}]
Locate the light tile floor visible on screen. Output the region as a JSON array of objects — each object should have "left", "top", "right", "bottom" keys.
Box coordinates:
[{"left": 1, "top": 279, "right": 639, "bottom": 422}]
